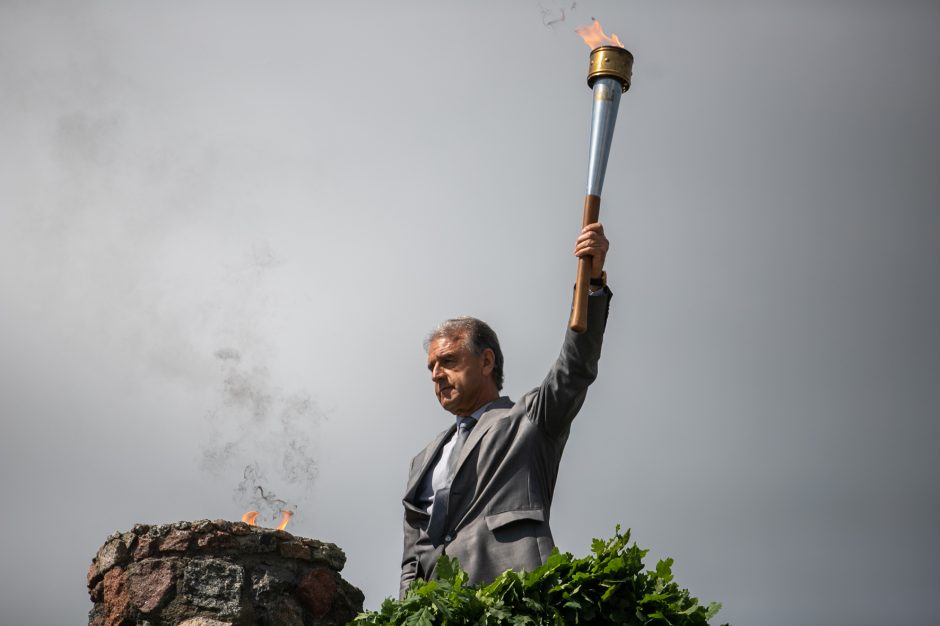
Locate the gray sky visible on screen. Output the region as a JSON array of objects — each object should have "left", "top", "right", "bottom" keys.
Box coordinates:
[{"left": 2, "top": 1, "right": 939, "bottom": 625}]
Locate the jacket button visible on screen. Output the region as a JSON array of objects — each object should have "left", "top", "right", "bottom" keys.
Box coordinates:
[{"left": 444, "top": 534, "right": 452, "bottom": 542}]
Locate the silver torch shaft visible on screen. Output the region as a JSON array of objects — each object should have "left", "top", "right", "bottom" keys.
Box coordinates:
[
  {"left": 570, "top": 45, "right": 633, "bottom": 332},
  {"left": 586, "top": 77, "right": 622, "bottom": 198}
]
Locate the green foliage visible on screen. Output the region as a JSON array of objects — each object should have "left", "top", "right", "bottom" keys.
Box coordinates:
[{"left": 352, "top": 527, "right": 727, "bottom": 626}]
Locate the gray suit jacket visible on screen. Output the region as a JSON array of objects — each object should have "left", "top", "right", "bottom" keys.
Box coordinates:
[{"left": 400, "top": 289, "right": 611, "bottom": 597}]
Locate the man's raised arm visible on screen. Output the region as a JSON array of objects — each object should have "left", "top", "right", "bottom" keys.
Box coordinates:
[{"left": 526, "top": 223, "right": 611, "bottom": 438}]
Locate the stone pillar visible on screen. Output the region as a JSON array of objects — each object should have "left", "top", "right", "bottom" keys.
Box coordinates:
[{"left": 87, "top": 520, "right": 364, "bottom": 626}]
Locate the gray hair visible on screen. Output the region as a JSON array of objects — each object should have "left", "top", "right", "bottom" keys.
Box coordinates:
[{"left": 425, "top": 316, "right": 504, "bottom": 391}]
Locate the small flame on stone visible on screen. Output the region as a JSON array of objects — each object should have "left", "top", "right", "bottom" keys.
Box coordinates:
[
  {"left": 241, "top": 509, "right": 292, "bottom": 531},
  {"left": 575, "top": 18, "right": 624, "bottom": 49}
]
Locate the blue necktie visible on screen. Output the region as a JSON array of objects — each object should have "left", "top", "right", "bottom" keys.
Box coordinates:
[{"left": 426, "top": 417, "right": 475, "bottom": 545}]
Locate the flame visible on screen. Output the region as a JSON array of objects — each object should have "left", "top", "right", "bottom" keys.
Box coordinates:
[
  {"left": 241, "top": 509, "right": 292, "bottom": 530},
  {"left": 575, "top": 19, "right": 624, "bottom": 49}
]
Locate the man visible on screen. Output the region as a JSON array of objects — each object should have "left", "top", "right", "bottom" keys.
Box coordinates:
[{"left": 399, "top": 223, "right": 611, "bottom": 597}]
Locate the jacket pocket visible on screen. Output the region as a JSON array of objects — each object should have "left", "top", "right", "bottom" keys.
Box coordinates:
[
  {"left": 403, "top": 500, "right": 430, "bottom": 525},
  {"left": 484, "top": 507, "right": 545, "bottom": 531}
]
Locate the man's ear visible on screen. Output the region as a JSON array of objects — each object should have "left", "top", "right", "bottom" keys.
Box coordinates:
[{"left": 481, "top": 348, "right": 495, "bottom": 375}]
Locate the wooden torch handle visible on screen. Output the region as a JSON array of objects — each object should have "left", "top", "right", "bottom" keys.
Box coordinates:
[{"left": 569, "top": 194, "right": 601, "bottom": 333}]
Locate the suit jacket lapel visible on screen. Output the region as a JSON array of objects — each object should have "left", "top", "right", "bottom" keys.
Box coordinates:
[
  {"left": 451, "top": 396, "right": 514, "bottom": 475},
  {"left": 403, "top": 423, "right": 456, "bottom": 503}
]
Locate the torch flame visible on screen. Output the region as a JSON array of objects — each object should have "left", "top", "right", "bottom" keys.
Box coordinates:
[
  {"left": 242, "top": 511, "right": 260, "bottom": 525},
  {"left": 276, "top": 510, "right": 293, "bottom": 531},
  {"left": 575, "top": 19, "right": 624, "bottom": 49}
]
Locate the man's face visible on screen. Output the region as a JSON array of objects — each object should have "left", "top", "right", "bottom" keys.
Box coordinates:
[{"left": 426, "top": 332, "right": 493, "bottom": 416}]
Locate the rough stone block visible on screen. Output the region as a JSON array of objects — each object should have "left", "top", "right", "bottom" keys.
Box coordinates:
[
  {"left": 197, "top": 530, "right": 237, "bottom": 550},
  {"left": 178, "top": 618, "right": 232, "bottom": 626},
  {"left": 133, "top": 536, "right": 154, "bottom": 560},
  {"left": 160, "top": 529, "right": 193, "bottom": 552},
  {"left": 191, "top": 519, "right": 216, "bottom": 533},
  {"left": 103, "top": 567, "right": 129, "bottom": 626},
  {"left": 183, "top": 558, "right": 244, "bottom": 618},
  {"left": 262, "top": 596, "right": 305, "bottom": 626},
  {"left": 296, "top": 568, "right": 336, "bottom": 617},
  {"left": 305, "top": 542, "right": 347, "bottom": 571},
  {"left": 128, "top": 559, "right": 175, "bottom": 613},
  {"left": 92, "top": 538, "right": 129, "bottom": 583},
  {"left": 235, "top": 532, "right": 278, "bottom": 554},
  {"left": 278, "top": 541, "right": 311, "bottom": 561}
]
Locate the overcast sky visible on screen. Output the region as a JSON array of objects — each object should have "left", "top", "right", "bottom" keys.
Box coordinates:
[{"left": 1, "top": 1, "right": 938, "bottom": 625}]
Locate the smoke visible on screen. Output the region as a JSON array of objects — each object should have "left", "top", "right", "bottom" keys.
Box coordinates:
[
  {"left": 538, "top": 1, "right": 578, "bottom": 28},
  {"left": 237, "top": 464, "right": 291, "bottom": 525},
  {"left": 202, "top": 346, "right": 322, "bottom": 525}
]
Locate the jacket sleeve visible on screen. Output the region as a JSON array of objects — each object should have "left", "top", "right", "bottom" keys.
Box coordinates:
[
  {"left": 400, "top": 516, "right": 420, "bottom": 598},
  {"left": 400, "top": 458, "right": 421, "bottom": 598},
  {"left": 526, "top": 287, "right": 611, "bottom": 439}
]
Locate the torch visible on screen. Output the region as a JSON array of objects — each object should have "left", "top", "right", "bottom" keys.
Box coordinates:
[{"left": 569, "top": 25, "right": 633, "bottom": 332}]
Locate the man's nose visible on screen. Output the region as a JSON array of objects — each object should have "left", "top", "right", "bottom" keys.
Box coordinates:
[{"left": 431, "top": 364, "right": 444, "bottom": 381}]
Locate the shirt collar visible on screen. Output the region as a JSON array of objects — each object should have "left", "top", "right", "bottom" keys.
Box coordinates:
[{"left": 458, "top": 399, "right": 497, "bottom": 427}]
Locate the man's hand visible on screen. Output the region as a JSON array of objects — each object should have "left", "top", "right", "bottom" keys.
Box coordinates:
[{"left": 574, "top": 223, "right": 609, "bottom": 279}]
